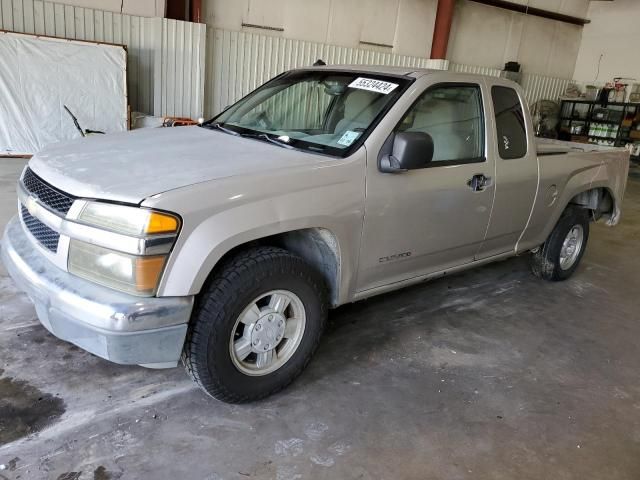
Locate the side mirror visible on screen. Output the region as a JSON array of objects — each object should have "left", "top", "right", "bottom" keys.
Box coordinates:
[{"left": 379, "top": 132, "right": 434, "bottom": 173}]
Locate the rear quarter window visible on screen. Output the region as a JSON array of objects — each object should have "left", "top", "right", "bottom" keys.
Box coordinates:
[{"left": 491, "top": 86, "right": 527, "bottom": 159}]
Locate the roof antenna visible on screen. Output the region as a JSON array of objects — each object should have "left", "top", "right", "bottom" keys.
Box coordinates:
[{"left": 313, "top": 59, "right": 326, "bottom": 66}]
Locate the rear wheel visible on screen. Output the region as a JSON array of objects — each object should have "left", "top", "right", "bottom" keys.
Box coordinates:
[
  {"left": 530, "top": 207, "right": 590, "bottom": 281},
  {"left": 181, "top": 247, "right": 327, "bottom": 403}
]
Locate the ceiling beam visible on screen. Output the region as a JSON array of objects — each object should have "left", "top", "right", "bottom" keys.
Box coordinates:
[{"left": 467, "top": 0, "right": 591, "bottom": 26}]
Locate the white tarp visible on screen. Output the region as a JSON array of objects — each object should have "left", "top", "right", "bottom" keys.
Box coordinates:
[{"left": 0, "top": 31, "right": 127, "bottom": 156}]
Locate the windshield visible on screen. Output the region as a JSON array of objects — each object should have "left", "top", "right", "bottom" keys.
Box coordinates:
[{"left": 206, "top": 70, "right": 412, "bottom": 157}]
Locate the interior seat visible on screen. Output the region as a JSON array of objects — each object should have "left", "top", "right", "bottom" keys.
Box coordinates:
[
  {"left": 408, "top": 98, "right": 477, "bottom": 161},
  {"left": 334, "top": 90, "right": 383, "bottom": 134}
]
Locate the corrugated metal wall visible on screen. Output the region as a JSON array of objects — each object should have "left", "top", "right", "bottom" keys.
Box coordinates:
[
  {"left": 205, "top": 28, "right": 447, "bottom": 117},
  {"left": 0, "top": 0, "right": 206, "bottom": 118},
  {"left": 1, "top": 3, "right": 571, "bottom": 120},
  {"left": 155, "top": 18, "right": 206, "bottom": 118},
  {"left": 449, "top": 62, "right": 571, "bottom": 106},
  {"left": 206, "top": 28, "right": 572, "bottom": 117},
  {"left": 521, "top": 73, "right": 571, "bottom": 106},
  {"left": 450, "top": 62, "right": 502, "bottom": 77}
]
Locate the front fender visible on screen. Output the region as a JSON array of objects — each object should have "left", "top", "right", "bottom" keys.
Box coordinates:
[
  {"left": 167, "top": 210, "right": 354, "bottom": 298},
  {"left": 143, "top": 155, "right": 366, "bottom": 302}
]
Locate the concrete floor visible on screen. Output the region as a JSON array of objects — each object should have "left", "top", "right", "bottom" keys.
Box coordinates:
[{"left": 1, "top": 158, "right": 640, "bottom": 480}]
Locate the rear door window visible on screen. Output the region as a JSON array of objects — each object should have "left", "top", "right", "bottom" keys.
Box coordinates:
[{"left": 491, "top": 86, "right": 527, "bottom": 159}]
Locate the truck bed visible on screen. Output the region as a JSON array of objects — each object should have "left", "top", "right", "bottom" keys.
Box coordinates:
[
  {"left": 536, "top": 138, "right": 624, "bottom": 156},
  {"left": 533, "top": 137, "right": 630, "bottom": 230}
]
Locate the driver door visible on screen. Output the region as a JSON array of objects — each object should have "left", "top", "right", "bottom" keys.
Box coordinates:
[{"left": 356, "top": 81, "right": 495, "bottom": 293}]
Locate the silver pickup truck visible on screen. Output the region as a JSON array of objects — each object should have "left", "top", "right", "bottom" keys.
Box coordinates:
[{"left": 1, "top": 66, "right": 629, "bottom": 402}]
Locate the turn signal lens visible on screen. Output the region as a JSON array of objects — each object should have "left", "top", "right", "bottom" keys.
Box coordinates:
[
  {"left": 135, "top": 255, "right": 167, "bottom": 292},
  {"left": 146, "top": 212, "right": 179, "bottom": 234}
]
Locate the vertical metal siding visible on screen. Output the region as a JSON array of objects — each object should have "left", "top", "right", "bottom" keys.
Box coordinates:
[
  {"left": 205, "top": 29, "right": 571, "bottom": 117},
  {"left": 449, "top": 62, "right": 502, "bottom": 77},
  {"left": 521, "top": 72, "right": 570, "bottom": 106},
  {"left": 0, "top": 0, "right": 206, "bottom": 118},
  {"left": 205, "top": 28, "right": 447, "bottom": 117},
  {"left": 154, "top": 18, "right": 206, "bottom": 118},
  {"left": 1, "top": 3, "right": 570, "bottom": 119},
  {"left": 450, "top": 63, "right": 571, "bottom": 105}
]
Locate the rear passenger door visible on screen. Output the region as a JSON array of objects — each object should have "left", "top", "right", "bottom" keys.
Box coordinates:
[
  {"left": 357, "top": 82, "right": 495, "bottom": 293},
  {"left": 475, "top": 83, "right": 538, "bottom": 259}
]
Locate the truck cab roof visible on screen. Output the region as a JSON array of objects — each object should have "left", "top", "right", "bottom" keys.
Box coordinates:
[
  {"left": 305, "top": 64, "right": 434, "bottom": 78},
  {"left": 301, "top": 64, "right": 520, "bottom": 84}
]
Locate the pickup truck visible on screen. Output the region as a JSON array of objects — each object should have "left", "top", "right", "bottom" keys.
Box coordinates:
[{"left": 1, "top": 66, "right": 629, "bottom": 403}]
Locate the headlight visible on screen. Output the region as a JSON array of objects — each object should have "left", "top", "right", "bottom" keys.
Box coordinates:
[
  {"left": 77, "top": 202, "right": 179, "bottom": 236},
  {"left": 69, "top": 240, "right": 167, "bottom": 296},
  {"left": 68, "top": 202, "right": 180, "bottom": 296}
]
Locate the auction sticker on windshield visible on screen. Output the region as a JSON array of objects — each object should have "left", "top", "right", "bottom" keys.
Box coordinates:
[
  {"left": 337, "top": 130, "right": 360, "bottom": 146},
  {"left": 348, "top": 77, "right": 399, "bottom": 94}
]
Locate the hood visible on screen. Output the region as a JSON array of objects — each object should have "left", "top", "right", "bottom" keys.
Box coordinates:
[{"left": 29, "top": 126, "right": 326, "bottom": 204}]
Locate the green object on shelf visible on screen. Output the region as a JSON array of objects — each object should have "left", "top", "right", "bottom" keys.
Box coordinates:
[{"left": 558, "top": 99, "right": 640, "bottom": 147}]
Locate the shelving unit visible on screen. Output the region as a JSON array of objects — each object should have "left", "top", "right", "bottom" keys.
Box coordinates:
[{"left": 557, "top": 99, "right": 640, "bottom": 160}]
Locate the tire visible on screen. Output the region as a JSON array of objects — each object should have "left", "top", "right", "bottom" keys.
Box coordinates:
[
  {"left": 530, "top": 206, "right": 590, "bottom": 281},
  {"left": 181, "top": 246, "right": 327, "bottom": 403}
]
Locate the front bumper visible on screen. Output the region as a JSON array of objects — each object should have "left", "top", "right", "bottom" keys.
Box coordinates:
[{"left": 1, "top": 216, "right": 194, "bottom": 367}]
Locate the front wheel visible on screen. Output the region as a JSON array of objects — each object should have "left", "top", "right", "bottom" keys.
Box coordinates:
[
  {"left": 530, "top": 206, "right": 590, "bottom": 281},
  {"left": 181, "top": 247, "right": 327, "bottom": 403}
]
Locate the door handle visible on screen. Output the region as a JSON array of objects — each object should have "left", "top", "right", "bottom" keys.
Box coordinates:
[{"left": 467, "top": 174, "right": 491, "bottom": 192}]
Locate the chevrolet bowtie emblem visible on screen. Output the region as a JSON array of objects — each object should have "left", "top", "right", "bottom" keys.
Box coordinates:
[{"left": 26, "top": 196, "right": 37, "bottom": 216}]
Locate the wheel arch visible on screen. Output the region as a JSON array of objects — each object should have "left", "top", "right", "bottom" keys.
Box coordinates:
[
  {"left": 519, "top": 181, "right": 618, "bottom": 253},
  {"left": 531, "top": 185, "right": 614, "bottom": 250},
  {"left": 168, "top": 226, "right": 344, "bottom": 307},
  {"left": 567, "top": 186, "right": 616, "bottom": 222},
  {"left": 216, "top": 228, "right": 342, "bottom": 307}
]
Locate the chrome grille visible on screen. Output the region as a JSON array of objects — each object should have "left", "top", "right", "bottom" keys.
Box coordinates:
[
  {"left": 22, "top": 168, "right": 74, "bottom": 215},
  {"left": 20, "top": 205, "right": 60, "bottom": 253}
]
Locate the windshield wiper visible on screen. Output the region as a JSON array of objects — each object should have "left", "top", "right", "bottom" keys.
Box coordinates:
[
  {"left": 202, "top": 122, "right": 240, "bottom": 136},
  {"left": 203, "top": 123, "right": 294, "bottom": 149},
  {"left": 233, "top": 131, "right": 294, "bottom": 149},
  {"left": 64, "top": 105, "right": 105, "bottom": 137},
  {"left": 249, "top": 133, "right": 294, "bottom": 150}
]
